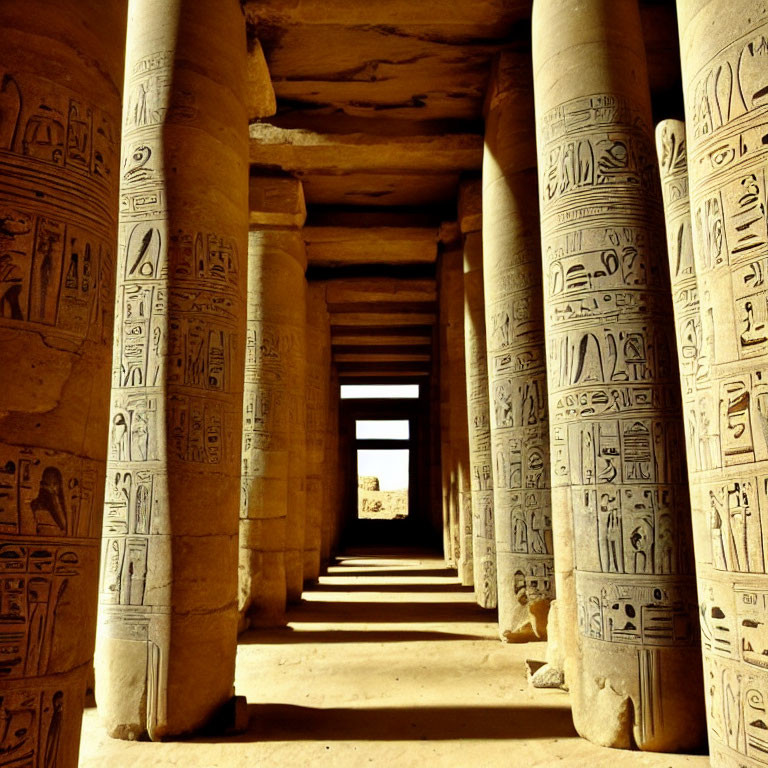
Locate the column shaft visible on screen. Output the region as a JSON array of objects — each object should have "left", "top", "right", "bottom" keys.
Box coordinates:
[
  {"left": 463, "top": 229, "right": 498, "bottom": 608},
  {"left": 0, "top": 2, "right": 126, "bottom": 764},
  {"left": 441, "top": 245, "right": 473, "bottom": 584},
  {"left": 677, "top": 4, "right": 768, "bottom": 765},
  {"left": 305, "top": 282, "right": 330, "bottom": 582},
  {"left": 241, "top": 227, "right": 307, "bottom": 625},
  {"left": 97, "top": 0, "right": 248, "bottom": 739},
  {"left": 533, "top": 0, "right": 703, "bottom": 750},
  {"left": 483, "top": 53, "right": 553, "bottom": 641}
]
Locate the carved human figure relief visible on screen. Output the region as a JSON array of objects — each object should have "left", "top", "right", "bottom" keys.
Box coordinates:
[
  {"left": 96, "top": 0, "right": 247, "bottom": 741},
  {"left": 483, "top": 53, "right": 554, "bottom": 641},
  {"left": 533, "top": 0, "right": 703, "bottom": 751},
  {"left": 677, "top": 4, "right": 768, "bottom": 765},
  {"left": 463, "top": 229, "right": 498, "bottom": 609},
  {"left": 0, "top": 3, "right": 126, "bottom": 766}
]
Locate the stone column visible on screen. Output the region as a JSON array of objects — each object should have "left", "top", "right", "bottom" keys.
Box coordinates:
[
  {"left": 440, "top": 243, "right": 473, "bottom": 583},
  {"left": 0, "top": 3, "right": 126, "bottom": 765},
  {"left": 483, "top": 53, "right": 554, "bottom": 641},
  {"left": 533, "top": 0, "right": 703, "bottom": 750},
  {"left": 240, "top": 176, "right": 308, "bottom": 624},
  {"left": 677, "top": 5, "right": 768, "bottom": 765},
  {"left": 324, "top": 366, "right": 342, "bottom": 561},
  {"left": 96, "top": 0, "right": 248, "bottom": 740},
  {"left": 239, "top": 176, "right": 307, "bottom": 630},
  {"left": 439, "top": 252, "right": 459, "bottom": 567},
  {"left": 460, "top": 183, "right": 497, "bottom": 608},
  {"left": 305, "top": 282, "right": 331, "bottom": 582}
]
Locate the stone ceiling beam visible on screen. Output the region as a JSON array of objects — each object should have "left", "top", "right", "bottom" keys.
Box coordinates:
[
  {"left": 326, "top": 278, "right": 436, "bottom": 304},
  {"left": 304, "top": 226, "right": 437, "bottom": 266},
  {"left": 249, "top": 124, "right": 482, "bottom": 174}
]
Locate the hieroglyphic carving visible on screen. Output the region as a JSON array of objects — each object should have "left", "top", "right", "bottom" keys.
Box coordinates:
[
  {"left": 677, "top": 5, "right": 768, "bottom": 764},
  {"left": 463, "top": 231, "right": 497, "bottom": 608},
  {"left": 534, "top": 0, "right": 702, "bottom": 747},
  {"left": 441, "top": 244, "right": 473, "bottom": 584},
  {"left": 97, "top": 0, "right": 247, "bottom": 740},
  {"left": 239, "top": 226, "right": 307, "bottom": 625},
  {"left": 483, "top": 53, "right": 553, "bottom": 641},
  {"left": 304, "top": 283, "right": 330, "bottom": 582},
  {"left": 0, "top": 2, "right": 125, "bottom": 765}
]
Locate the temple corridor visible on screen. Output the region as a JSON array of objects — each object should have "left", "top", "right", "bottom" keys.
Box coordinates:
[{"left": 79, "top": 550, "right": 708, "bottom": 768}]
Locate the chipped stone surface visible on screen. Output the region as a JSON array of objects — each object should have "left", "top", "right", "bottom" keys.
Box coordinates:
[
  {"left": 533, "top": 0, "right": 703, "bottom": 752},
  {"left": 96, "top": 0, "right": 248, "bottom": 740},
  {"left": 0, "top": 1, "right": 127, "bottom": 764}
]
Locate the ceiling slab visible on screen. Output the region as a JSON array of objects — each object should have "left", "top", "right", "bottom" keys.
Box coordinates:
[{"left": 304, "top": 227, "right": 437, "bottom": 266}]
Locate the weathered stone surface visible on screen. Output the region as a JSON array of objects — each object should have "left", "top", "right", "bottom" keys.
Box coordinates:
[
  {"left": 321, "top": 366, "right": 341, "bottom": 565},
  {"left": 249, "top": 125, "right": 482, "bottom": 174},
  {"left": 0, "top": 2, "right": 126, "bottom": 765},
  {"left": 458, "top": 178, "right": 483, "bottom": 235},
  {"left": 441, "top": 245, "right": 473, "bottom": 585},
  {"left": 483, "top": 53, "right": 553, "bottom": 642},
  {"left": 241, "top": 227, "right": 308, "bottom": 620},
  {"left": 439, "top": 252, "right": 459, "bottom": 567},
  {"left": 676, "top": 4, "right": 768, "bottom": 764},
  {"left": 305, "top": 283, "right": 331, "bottom": 582},
  {"left": 96, "top": 0, "right": 248, "bottom": 740},
  {"left": 249, "top": 176, "right": 306, "bottom": 229},
  {"left": 533, "top": 0, "right": 703, "bottom": 751},
  {"left": 304, "top": 227, "right": 437, "bottom": 267},
  {"left": 246, "top": 38, "right": 277, "bottom": 120},
  {"left": 530, "top": 663, "right": 565, "bottom": 690},
  {"left": 463, "top": 229, "right": 497, "bottom": 608}
]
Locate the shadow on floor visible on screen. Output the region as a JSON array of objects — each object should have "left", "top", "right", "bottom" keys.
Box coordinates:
[
  {"left": 325, "top": 567, "right": 456, "bottom": 579},
  {"left": 239, "top": 628, "right": 489, "bottom": 644},
  {"left": 312, "top": 581, "right": 475, "bottom": 593},
  {"left": 195, "top": 703, "right": 578, "bottom": 743},
  {"left": 286, "top": 599, "right": 494, "bottom": 624}
]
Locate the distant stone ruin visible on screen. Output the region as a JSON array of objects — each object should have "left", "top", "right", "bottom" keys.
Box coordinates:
[{"left": 358, "top": 475, "right": 407, "bottom": 519}]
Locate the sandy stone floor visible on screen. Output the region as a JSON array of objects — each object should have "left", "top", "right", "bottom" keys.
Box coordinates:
[{"left": 79, "top": 550, "right": 710, "bottom": 767}]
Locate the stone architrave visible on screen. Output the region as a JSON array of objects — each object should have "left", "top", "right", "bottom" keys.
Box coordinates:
[
  {"left": 461, "top": 214, "right": 498, "bottom": 608},
  {"left": 96, "top": 0, "right": 248, "bottom": 740},
  {"left": 305, "top": 282, "right": 331, "bottom": 582},
  {"left": 442, "top": 244, "right": 473, "bottom": 585},
  {"left": 677, "top": 4, "right": 768, "bottom": 765},
  {"left": 241, "top": 223, "right": 308, "bottom": 614},
  {"left": 533, "top": 0, "right": 704, "bottom": 750},
  {"left": 0, "top": 3, "right": 126, "bottom": 764},
  {"left": 483, "top": 53, "right": 553, "bottom": 641}
]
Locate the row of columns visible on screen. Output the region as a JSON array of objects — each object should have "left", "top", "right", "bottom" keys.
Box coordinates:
[
  {"left": 4, "top": 0, "right": 768, "bottom": 765},
  {"left": 0, "top": 0, "right": 343, "bottom": 763},
  {"left": 438, "top": 0, "right": 768, "bottom": 764}
]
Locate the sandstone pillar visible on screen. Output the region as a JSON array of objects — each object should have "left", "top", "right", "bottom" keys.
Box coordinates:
[
  {"left": 239, "top": 176, "right": 307, "bottom": 625},
  {"left": 483, "top": 53, "right": 554, "bottom": 641},
  {"left": 440, "top": 244, "right": 473, "bottom": 583},
  {"left": 533, "top": 0, "right": 704, "bottom": 750},
  {"left": 96, "top": 0, "right": 248, "bottom": 740},
  {"left": 305, "top": 282, "right": 331, "bottom": 582},
  {"left": 324, "top": 366, "right": 342, "bottom": 561},
  {"left": 676, "top": 5, "right": 768, "bottom": 764},
  {"left": 460, "top": 183, "right": 497, "bottom": 608},
  {"left": 439, "top": 251, "right": 459, "bottom": 568},
  {"left": 0, "top": 3, "right": 126, "bottom": 764},
  {"left": 240, "top": 177, "right": 308, "bottom": 621}
]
